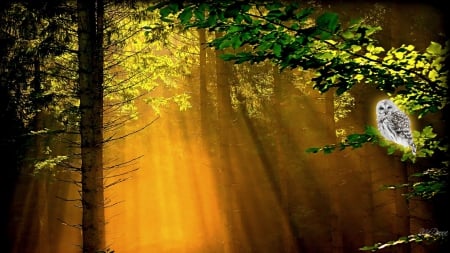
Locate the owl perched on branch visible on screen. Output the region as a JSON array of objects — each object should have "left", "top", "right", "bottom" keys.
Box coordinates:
[{"left": 376, "top": 99, "right": 416, "bottom": 155}]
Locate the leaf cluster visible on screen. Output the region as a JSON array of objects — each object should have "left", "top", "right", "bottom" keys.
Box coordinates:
[
  {"left": 360, "top": 229, "right": 448, "bottom": 252},
  {"left": 383, "top": 166, "right": 448, "bottom": 200},
  {"left": 306, "top": 125, "right": 379, "bottom": 154}
]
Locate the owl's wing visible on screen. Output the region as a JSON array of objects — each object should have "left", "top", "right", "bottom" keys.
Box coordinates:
[
  {"left": 391, "top": 111, "right": 412, "bottom": 132},
  {"left": 390, "top": 111, "right": 414, "bottom": 147},
  {"left": 380, "top": 117, "right": 398, "bottom": 141}
]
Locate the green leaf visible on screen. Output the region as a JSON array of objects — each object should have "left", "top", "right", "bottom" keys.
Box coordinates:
[
  {"left": 323, "top": 146, "right": 336, "bottom": 154},
  {"left": 359, "top": 245, "right": 377, "bottom": 251},
  {"left": 341, "top": 30, "right": 354, "bottom": 40},
  {"left": 295, "top": 7, "right": 314, "bottom": 20},
  {"left": 206, "top": 12, "right": 218, "bottom": 27},
  {"left": 235, "top": 14, "right": 244, "bottom": 23},
  {"left": 218, "top": 39, "right": 233, "bottom": 49},
  {"left": 347, "top": 134, "right": 361, "bottom": 142},
  {"left": 178, "top": 7, "right": 192, "bottom": 24},
  {"left": 240, "top": 32, "right": 252, "bottom": 42},
  {"left": 194, "top": 9, "right": 205, "bottom": 21},
  {"left": 291, "top": 23, "right": 300, "bottom": 30},
  {"left": 231, "top": 37, "right": 242, "bottom": 49},
  {"left": 387, "top": 146, "right": 397, "bottom": 155},
  {"left": 428, "top": 69, "right": 438, "bottom": 81},
  {"left": 159, "top": 4, "right": 179, "bottom": 18},
  {"left": 220, "top": 53, "right": 236, "bottom": 61},
  {"left": 243, "top": 14, "right": 253, "bottom": 24},
  {"left": 257, "top": 41, "right": 272, "bottom": 51},
  {"left": 267, "top": 10, "right": 284, "bottom": 19},
  {"left": 365, "top": 25, "right": 382, "bottom": 36},
  {"left": 272, "top": 43, "right": 282, "bottom": 57},
  {"left": 426, "top": 41, "right": 442, "bottom": 55},
  {"left": 350, "top": 45, "right": 362, "bottom": 52},
  {"left": 228, "top": 25, "right": 243, "bottom": 33},
  {"left": 364, "top": 126, "right": 379, "bottom": 136},
  {"left": 305, "top": 147, "right": 320, "bottom": 153},
  {"left": 316, "top": 12, "right": 339, "bottom": 33},
  {"left": 266, "top": 3, "right": 282, "bottom": 11},
  {"left": 318, "top": 31, "right": 332, "bottom": 40}
]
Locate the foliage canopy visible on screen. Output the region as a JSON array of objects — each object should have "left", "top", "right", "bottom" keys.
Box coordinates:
[{"left": 149, "top": 0, "right": 448, "bottom": 119}]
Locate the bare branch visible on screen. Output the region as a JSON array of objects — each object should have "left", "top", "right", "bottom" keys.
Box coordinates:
[
  {"left": 104, "top": 177, "right": 130, "bottom": 189},
  {"left": 56, "top": 195, "right": 81, "bottom": 202},
  {"left": 57, "top": 218, "right": 82, "bottom": 229},
  {"left": 104, "top": 115, "right": 160, "bottom": 142}
]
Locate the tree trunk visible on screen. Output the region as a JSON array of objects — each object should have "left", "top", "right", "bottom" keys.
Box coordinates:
[
  {"left": 324, "top": 91, "right": 343, "bottom": 253},
  {"left": 33, "top": 56, "right": 51, "bottom": 253},
  {"left": 272, "top": 65, "right": 289, "bottom": 211},
  {"left": 271, "top": 65, "right": 299, "bottom": 253},
  {"left": 77, "top": 0, "right": 106, "bottom": 252},
  {"left": 199, "top": 28, "right": 209, "bottom": 138},
  {"left": 215, "top": 31, "right": 235, "bottom": 253}
]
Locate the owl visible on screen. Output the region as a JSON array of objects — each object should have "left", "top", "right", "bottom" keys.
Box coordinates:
[{"left": 376, "top": 99, "right": 416, "bottom": 155}]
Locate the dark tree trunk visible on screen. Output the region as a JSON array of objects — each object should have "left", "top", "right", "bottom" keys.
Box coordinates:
[
  {"left": 271, "top": 66, "right": 299, "bottom": 253},
  {"left": 198, "top": 28, "right": 210, "bottom": 139},
  {"left": 324, "top": 91, "right": 343, "bottom": 253},
  {"left": 77, "top": 0, "right": 106, "bottom": 252},
  {"left": 215, "top": 31, "right": 236, "bottom": 252},
  {"left": 33, "top": 56, "right": 51, "bottom": 253}
]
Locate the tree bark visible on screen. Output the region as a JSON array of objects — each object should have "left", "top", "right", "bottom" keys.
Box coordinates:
[{"left": 77, "top": 0, "right": 106, "bottom": 252}]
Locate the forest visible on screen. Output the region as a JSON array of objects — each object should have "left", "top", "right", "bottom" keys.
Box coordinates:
[{"left": 0, "top": 0, "right": 448, "bottom": 253}]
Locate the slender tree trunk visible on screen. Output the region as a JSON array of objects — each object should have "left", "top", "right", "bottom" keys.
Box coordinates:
[
  {"left": 271, "top": 66, "right": 299, "bottom": 253},
  {"left": 215, "top": 31, "right": 235, "bottom": 252},
  {"left": 324, "top": 91, "right": 343, "bottom": 253},
  {"left": 272, "top": 66, "right": 288, "bottom": 210},
  {"left": 198, "top": 28, "right": 209, "bottom": 138},
  {"left": 77, "top": 0, "right": 105, "bottom": 252},
  {"left": 33, "top": 56, "right": 51, "bottom": 253}
]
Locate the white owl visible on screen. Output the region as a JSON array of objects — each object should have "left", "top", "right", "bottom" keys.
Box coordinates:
[{"left": 376, "top": 99, "right": 416, "bottom": 155}]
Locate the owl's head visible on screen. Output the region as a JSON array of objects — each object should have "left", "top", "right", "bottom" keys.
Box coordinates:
[{"left": 376, "top": 99, "right": 397, "bottom": 115}]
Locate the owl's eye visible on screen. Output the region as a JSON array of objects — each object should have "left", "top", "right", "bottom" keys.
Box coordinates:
[
  {"left": 378, "top": 107, "right": 384, "bottom": 110},
  {"left": 387, "top": 106, "right": 392, "bottom": 109}
]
